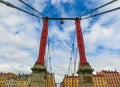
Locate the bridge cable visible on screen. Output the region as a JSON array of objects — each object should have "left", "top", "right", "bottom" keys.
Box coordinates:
[
  {"left": 74, "top": 48, "right": 78, "bottom": 74},
  {"left": 45, "top": 44, "right": 49, "bottom": 71},
  {"left": 73, "top": 38, "right": 78, "bottom": 74},
  {"left": 81, "top": 6, "right": 120, "bottom": 20},
  {"left": 80, "top": 0, "right": 118, "bottom": 17},
  {"left": 68, "top": 31, "right": 76, "bottom": 75},
  {"left": 0, "top": 0, "right": 42, "bottom": 19},
  {"left": 18, "top": 0, "right": 45, "bottom": 17},
  {"left": 48, "top": 38, "right": 52, "bottom": 73},
  {"left": 0, "top": 0, "right": 120, "bottom": 21}
]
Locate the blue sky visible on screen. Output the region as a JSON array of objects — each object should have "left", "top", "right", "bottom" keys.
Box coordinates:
[{"left": 0, "top": 0, "right": 120, "bottom": 83}]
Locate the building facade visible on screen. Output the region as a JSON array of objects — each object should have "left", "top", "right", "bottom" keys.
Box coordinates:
[
  {"left": 0, "top": 72, "right": 30, "bottom": 87},
  {"left": 5, "top": 78, "right": 17, "bottom": 87},
  {"left": 100, "top": 70, "right": 120, "bottom": 87},
  {"left": 45, "top": 73, "right": 56, "bottom": 87},
  {"left": 0, "top": 73, "right": 5, "bottom": 87},
  {"left": 60, "top": 70, "right": 120, "bottom": 87},
  {"left": 16, "top": 74, "right": 29, "bottom": 87},
  {"left": 93, "top": 74, "right": 108, "bottom": 87},
  {"left": 0, "top": 72, "right": 18, "bottom": 87},
  {"left": 60, "top": 75, "right": 78, "bottom": 87}
]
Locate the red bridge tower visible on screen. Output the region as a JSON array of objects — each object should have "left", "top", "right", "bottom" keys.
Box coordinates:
[
  {"left": 75, "top": 18, "right": 94, "bottom": 87},
  {"left": 29, "top": 17, "right": 48, "bottom": 87}
]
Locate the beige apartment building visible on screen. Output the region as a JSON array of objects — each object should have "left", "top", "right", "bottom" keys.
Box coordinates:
[
  {"left": 60, "top": 75, "right": 78, "bottom": 87},
  {"left": 60, "top": 70, "right": 120, "bottom": 87},
  {"left": 45, "top": 73, "right": 56, "bottom": 87},
  {"left": 99, "top": 70, "right": 120, "bottom": 87},
  {"left": 0, "top": 72, "right": 18, "bottom": 87},
  {"left": 93, "top": 73, "right": 108, "bottom": 87},
  {"left": 16, "top": 74, "right": 29, "bottom": 87},
  {"left": 5, "top": 78, "right": 17, "bottom": 87}
]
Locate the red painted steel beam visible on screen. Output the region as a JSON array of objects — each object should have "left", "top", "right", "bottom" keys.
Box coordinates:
[
  {"left": 75, "top": 18, "right": 89, "bottom": 66},
  {"left": 36, "top": 17, "right": 48, "bottom": 65}
]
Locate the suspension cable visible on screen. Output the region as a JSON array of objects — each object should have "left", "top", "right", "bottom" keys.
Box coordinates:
[
  {"left": 48, "top": 40, "right": 52, "bottom": 73},
  {"left": 73, "top": 48, "right": 78, "bottom": 74},
  {"left": 0, "top": 0, "right": 120, "bottom": 20},
  {"left": 18, "top": 0, "right": 45, "bottom": 17},
  {"left": 68, "top": 31, "right": 76, "bottom": 75},
  {"left": 48, "top": 6, "right": 120, "bottom": 20},
  {"left": 0, "top": 0, "right": 42, "bottom": 19},
  {"left": 45, "top": 44, "right": 49, "bottom": 71},
  {"left": 72, "top": 31, "right": 76, "bottom": 75},
  {"left": 68, "top": 57, "right": 72, "bottom": 75},
  {"left": 73, "top": 31, "right": 78, "bottom": 75},
  {"left": 68, "top": 47, "right": 72, "bottom": 75},
  {"left": 82, "top": 6, "right": 120, "bottom": 20},
  {"left": 80, "top": 0, "right": 118, "bottom": 17}
]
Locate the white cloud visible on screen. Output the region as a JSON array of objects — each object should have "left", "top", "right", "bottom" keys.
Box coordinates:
[
  {"left": 88, "top": 51, "right": 120, "bottom": 72},
  {"left": 0, "top": 4, "right": 15, "bottom": 16},
  {"left": 0, "top": 0, "right": 41, "bottom": 74},
  {"left": 33, "top": 0, "right": 48, "bottom": 13},
  {"left": 49, "top": 21, "right": 75, "bottom": 42},
  {"left": 84, "top": 9, "right": 120, "bottom": 53}
]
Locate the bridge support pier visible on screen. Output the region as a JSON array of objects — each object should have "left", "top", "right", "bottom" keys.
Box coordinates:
[
  {"left": 28, "top": 64, "right": 47, "bottom": 87},
  {"left": 77, "top": 64, "right": 94, "bottom": 87}
]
